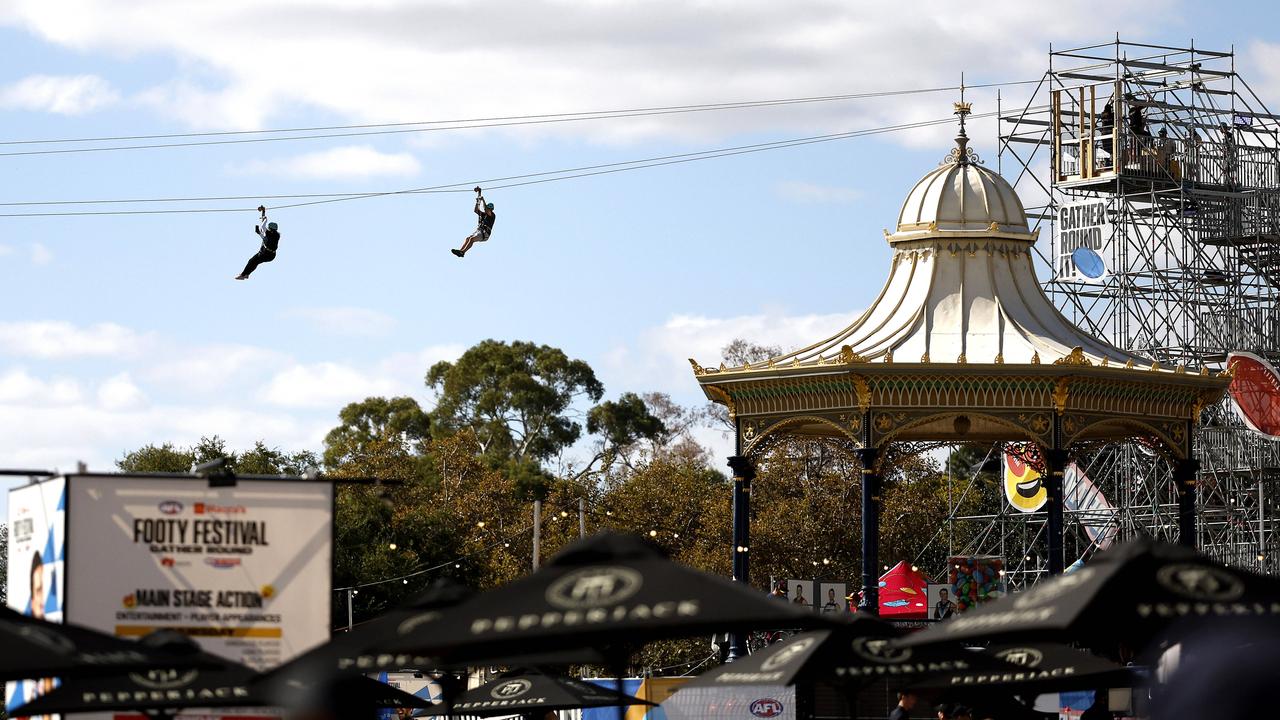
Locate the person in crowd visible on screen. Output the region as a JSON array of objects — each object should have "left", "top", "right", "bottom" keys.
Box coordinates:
[
  {"left": 888, "top": 690, "right": 917, "bottom": 720},
  {"left": 934, "top": 703, "right": 952, "bottom": 720}
]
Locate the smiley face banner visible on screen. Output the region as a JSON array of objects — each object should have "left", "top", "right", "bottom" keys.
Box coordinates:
[{"left": 1003, "top": 451, "right": 1047, "bottom": 513}]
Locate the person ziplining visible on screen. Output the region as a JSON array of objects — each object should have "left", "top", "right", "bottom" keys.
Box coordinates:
[
  {"left": 236, "top": 205, "right": 280, "bottom": 280},
  {"left": 451, "top": 187, "right": 495, "bottom": 258}
]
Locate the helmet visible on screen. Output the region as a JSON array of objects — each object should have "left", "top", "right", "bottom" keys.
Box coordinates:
[
  {"left": 267, "top": 222, "right": 278, "bottom": 231},
  {"left": 485, "top": 203, "right": 495, "bottom": 210}
]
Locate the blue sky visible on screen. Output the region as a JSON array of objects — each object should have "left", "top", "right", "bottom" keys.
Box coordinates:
[{"left": 3, "top": 1, "right": 1279, "bottom": 513}]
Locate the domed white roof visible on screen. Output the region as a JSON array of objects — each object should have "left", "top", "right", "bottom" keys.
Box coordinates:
[{"left": 886, "top": 141, "right": 1034, "bottom": 244}]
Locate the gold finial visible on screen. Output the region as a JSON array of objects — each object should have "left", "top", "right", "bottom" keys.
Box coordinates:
[
  {"left": 1199, "top": 366, "right": 1209, "bottom": 376},
  {"left": 1101, "top": 357, "right": 1110, "bottom": 367},
  {"left": 884, "top": 348, "right": 894, "bottom": 364},
  {"left": 1031, "top": 351, "right": 1041, "bottom": 364},
  {"left": 688, "top": 358, "right": 705, "bottom": 375},
  {"left": 1150, "top": 361, "right": 1162, "bottom": 371},
  {"left": 920, "top": 351, "right": 931, "bottom": 363},
  {"left": 994, "top": 352, "right": 1005, "bottom": 364},
  {"left": 956, "top": 352, "right": 967, "bottom": 364},
  {"left": 1125, "top": 358, "right": 1135, "bottom": 369},
  {"left": 1175, "top": 364, "right": 1186, "bottom": 374}
]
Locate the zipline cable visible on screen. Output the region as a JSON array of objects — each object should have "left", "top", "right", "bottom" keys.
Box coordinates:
[
  {"left": 0, "top": 107, "right": 1031, "bottom": 218},
  {"left": 0, "top": 79, "right": 1040, "bottom": 151}
]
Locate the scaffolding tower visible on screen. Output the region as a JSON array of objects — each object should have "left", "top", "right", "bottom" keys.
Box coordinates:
[{"left": 944, "top": 38, "right": 1280, "bottom": 588}]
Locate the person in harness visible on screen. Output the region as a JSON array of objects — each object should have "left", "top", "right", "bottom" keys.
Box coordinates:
[
  {"left": 236, "top": 205, "right": 280, "bottom": 279},
  {"left": 451, "top": 187, "right": 495, "bottom": 257}
]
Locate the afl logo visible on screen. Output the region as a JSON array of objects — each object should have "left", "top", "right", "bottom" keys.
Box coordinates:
[
  {"left": 491, "top": 679, "right": 532, "bottom": 699},
  {"left": 158, "top": 500, "right": 184, "bottom": 515},
  {"left": 546, "top": 567, "right": 643, "bottom": 609},
  {"left": 1004, "top": 452, "right": 1047, "bottom": 513},
  {"left": 750, "top": 699, "right": 784, "bottom": 718}
]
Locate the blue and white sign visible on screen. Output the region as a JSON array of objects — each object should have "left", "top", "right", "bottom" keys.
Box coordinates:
[{"left": 1056, "top": 199, "right": 1112, "bottom": 282}]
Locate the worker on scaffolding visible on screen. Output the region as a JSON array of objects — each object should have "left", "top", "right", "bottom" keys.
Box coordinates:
[
  {"left": 1157, "top": 128, "right": 1180, "bottom": 180},
  {"left": 1096, "top": 98, "right": 1115, "bottom": 169}
]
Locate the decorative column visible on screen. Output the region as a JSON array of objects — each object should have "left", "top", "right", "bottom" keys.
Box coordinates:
[
  {"left": 1043, "top": 447, "right": 1067, "bottom": 576},
  {"left": 725, "top": 454, "right": 756, "bottom": 661},
  {"left": 1174, "top": 458, "right": 1200, "bottom": 547},
  {"left": 855, "top": 446, "right": 881, "bottom": 615}
]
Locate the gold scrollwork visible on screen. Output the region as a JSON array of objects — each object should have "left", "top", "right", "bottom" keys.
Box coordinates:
[
  {"left": 1018, "top": 412, "right": 1050, "bottom": 435},
  {"left": 688, "top": 358, "right": 706, "bottom": 375},
  {"left": 851, "top": 375, "right": 870, "bottom": 414},
  {"left": 1053, "top": 346, "right": 1092, "bottom": 366},
  {"left": 1052, "top": 377, "right": 1072, "bottom": 415},
  {"left": 840, "top": 344, "right": 869, "bottom": 364},
  {"left": 704, "top": 385, "right": 736, "bottom": 418}
]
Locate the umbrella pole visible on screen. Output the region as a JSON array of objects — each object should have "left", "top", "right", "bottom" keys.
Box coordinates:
[{"left": 607, "top": 649, "right": 631, "bottom": 720}]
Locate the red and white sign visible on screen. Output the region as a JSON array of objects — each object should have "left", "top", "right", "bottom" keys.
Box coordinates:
[{"left": 1227, "top": 352, "right": 1280, "bottom": 438}]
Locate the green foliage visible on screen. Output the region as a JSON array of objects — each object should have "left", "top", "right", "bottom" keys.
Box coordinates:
[
  {"left": 426, "top": 340, "right": 604, "bottom": 464},
  {"left": 587, "top": 392, "right": 666, "bottom": 450},
  {"left": 323, "top": 396, "right": 431, "bottom": 468},
  {"left": 116, "top": 436, "right": 316, "bottom": 476}
]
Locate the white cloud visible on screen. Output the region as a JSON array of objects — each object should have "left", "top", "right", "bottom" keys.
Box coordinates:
[
  {"left": 97, "top": 372, "right": 146, "bottom": 411},
  {"left": 0, "top": 368, "right": 82, "bottom": 404},
  {"left": 0, "top": 321, "right": 147, "bottom": 358},
  {"left": 0, "top": 244, "right": 13, "bottom": 257},
  {"left": 775, "top": 180, "right": 863, "bottom": 204},
  {"left": 30, "top": 242, "right": 53, "bottom": 266},
  {"left": 260, "top": 362, "right": 400, "bottom": 409},
  {"left": 145, "top": 344, "right": 291, "bottom": 393},
  {"left": 237, "top": 145, "right": 421, "bottom": 180},
  {"left": 1, "top": 1, "right": 1178, "bottom": 145},
  {"left": 600, "top": 310, "right": 858, "bottom": 405},
  {"left": 285, "top": 306, "right": 397, "bottom": 337},
  {"left": 0, "top": 73, "right": 118, "bottom": 114}
]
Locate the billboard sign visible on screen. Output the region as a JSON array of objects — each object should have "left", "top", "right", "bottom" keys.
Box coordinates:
[
  {"left": 1055, "top": 199, "right": 1112, "bottom": 281},
  {"left": 65, "top": 476, "right": 332, "bottom": 672},
  {"left": 5, "top": 477, "right": 67, "bottom": 715}
]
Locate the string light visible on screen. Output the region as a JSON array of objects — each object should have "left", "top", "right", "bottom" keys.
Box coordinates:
[
  {"left": 477, "top": 521, "right": 486, "bottom": 528},
  {"left": 388, "top": 543, "right": 397, "bottom": 550}
]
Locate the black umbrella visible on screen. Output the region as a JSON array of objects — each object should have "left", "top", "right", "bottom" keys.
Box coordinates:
[
  {"left": 384, "top": 532, "right": 832, "bottom": 666},
  {"left": 266, "top": 577, "right": 472, "bottom": 681},
  {"left": 418, "top": 669, "right": 655, "bottom": 717},
  {"left": 10, "top": 639, "right": 432, "bottom": 717},
  {"left": 679, "top": 617, "right": 1018, "bottom": 690},
  {"left": 910, "top": 642, "right": 1135, "bottom": 693},
  {"left": 0, "top": 606, "right": 211, "bottom": 681},
  {"left": 898, "top": 537, "right": 1280, "bottom": 651}
]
